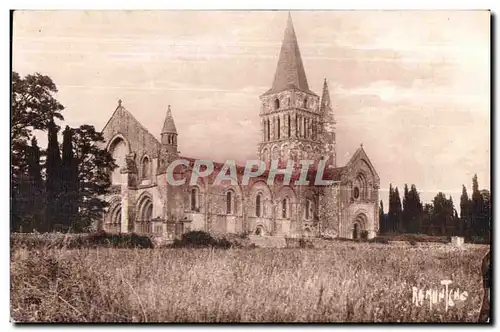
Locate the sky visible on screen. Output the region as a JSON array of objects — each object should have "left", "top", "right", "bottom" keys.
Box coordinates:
[{"left": 12, "top": 10, "right": 491, "bottom": 209}]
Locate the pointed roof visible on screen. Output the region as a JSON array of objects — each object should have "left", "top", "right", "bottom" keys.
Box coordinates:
[
  {"left": 320, "top": 79, "right": 332, "bottom": 111},
  {"left": 320, "top": 78, "right": 335, "bottom": 123},
  {"left": 161, "top": 105, "right": 177, "bottom": 134},
  {"left": 346, "top": 145, "right": 380, "bottom": 184},
  {"left": 263, "top": 13, "right": 315, "bottom": 96}
]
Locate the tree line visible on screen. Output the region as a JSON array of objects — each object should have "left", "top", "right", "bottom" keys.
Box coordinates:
[
  {"left": 11, "top": 72, "right": 116, "bottom": 233},
  {"left": 379, "top": 175, "right": 491, "bottom": 240}
]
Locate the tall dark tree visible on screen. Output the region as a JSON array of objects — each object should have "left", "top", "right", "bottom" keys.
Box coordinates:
[
  {"left": 403, "top": 184, "right": 424, "bottom": 234},
  {"left": 11, "top": 72, "right": 64, "bottom": 183},
  {"left": 11, "top": 71, "right": 64, "bottom": 232},
  {"left": 480, "top": 189, "right": 491, "bottom": 240},
  {"left": 422, "top": 203, "right": 434, "bottom": 234},
  {"left": 459, "top": 184, "right": 470, "bottom": 236},
  {"left": 430, "top": 192, "right": 455, "bottom": 236},
  {"left": 470, "top": 174, "right": 485, "bottom": 237},
  {"left": 14, "top": 137, "right": 45, "bottom": 231},
  {"left": 402, "top": 184, "right": 410, "bottom": 233},
  {"left": 60, "top": 126, "right": 79, "bottom": 230},
  {"left": 45, "top": 119, "right": 62, "bottom": 231},
  {"left": 379, "top": 200, "right": 386, "bottom": 234},
  {"left": 71, "top": 125, "right": 117, "bottom": 231},
  {"left": 393, "top": 187, "right": 403, "bottom": 233},
  {"left": 387, "top": 184, "right": 395, "bottom": 233}
]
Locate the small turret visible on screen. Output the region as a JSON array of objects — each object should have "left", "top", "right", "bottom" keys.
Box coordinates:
[{"left": 161, "top": 105, "right": 178, "bottom": 148}]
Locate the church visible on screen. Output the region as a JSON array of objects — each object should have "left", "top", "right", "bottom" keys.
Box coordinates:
[{"left": 98, "top": 14, "right": 381, "bottom": 239}]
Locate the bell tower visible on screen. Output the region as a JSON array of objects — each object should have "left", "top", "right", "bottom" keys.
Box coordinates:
[
  {"left": 160, "top": 105, "right": 178, "bottom": 164},
  {"left": 320, "top": 79, "right": 337, "bottom": 167},
  {"left": 258, "top": 13, "right": 322, "bottom": 166}
]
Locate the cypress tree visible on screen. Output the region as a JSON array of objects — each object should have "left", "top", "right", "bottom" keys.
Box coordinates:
[
  {"left": 388, "top": 184, "right": 394, "bottom": 233},
  {"left": 45, "top": 119, "right": 62, "bottom": 231},
  {"left": 393, "top": 187, "right": 403, "bottom": 233},
  {"left": 460, "top": 184, "right": 470, "bottom": 237},
  {"left": 379, "top": 200, "right": 385, "bottom": 234},
  {"left": 61, "top": 126, "right": 79, "bottom": 230},
  {"left": 26, "top": 137, "right": 44, "bottom": 230},
  {"left": 471, "top": 174, "right": 484, "bottom": 237},
  {"left": 402, "top": 184, "right": 410, "bottom": 233}
]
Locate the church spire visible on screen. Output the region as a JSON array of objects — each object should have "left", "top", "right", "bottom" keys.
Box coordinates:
[
  {"left": 266, "top": 13, "right": 311, "bottom": 95},
  {"left": 161, "top": 105, "right": 177, "bottom": 134},
  {"left": 320, "top": 78, "right": 332, "bottom": 115}
]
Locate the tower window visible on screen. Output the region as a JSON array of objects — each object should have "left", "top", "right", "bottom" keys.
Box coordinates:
[
  {"left": 287, "top": 114, "right": 291, "bottom": 137},
  {"left": 256, "top": 194, "right": 262, "bottom": 217},
  {"left": 305, "top": 199, "right": 313, "bottom": 220},
  {"left": 274, "top": 98, "right": 280, "bottom": 110},
  {"left": 282, "top": 198, "right": 288, "bottom": 218},
  {"left": 277, "top": 117, "right": 281, "bottom": 139},
  {"left": 303, "top": 97, "right": 308, "bottom": 108},
  {"left": 295, "top": 114, "right": 298, "bottom": 137},
  {"left": 226, "top": 191, "right": 233, "bottom": 214},
  {"left": 191, "top": 187, "right": 199, "bottom": 211},
  {"left": 267, "top": 120, "right": 270, "bottom": 141}
]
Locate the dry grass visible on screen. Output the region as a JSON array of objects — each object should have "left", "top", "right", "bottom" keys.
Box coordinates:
[{"left": 10, "top": 242, "right": 488, "bottom": 323}]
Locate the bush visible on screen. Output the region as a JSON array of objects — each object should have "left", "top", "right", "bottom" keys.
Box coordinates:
[
  {"left": 10, "top": 231, "right": 154, "bottom": 251},
  {"left": 172, "top": 231, "right": 245, "bottom": 249}
]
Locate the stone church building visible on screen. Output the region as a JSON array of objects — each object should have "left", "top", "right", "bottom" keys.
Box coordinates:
[{"left": 99, "top": 14, "right": 381, "bottom": 239}]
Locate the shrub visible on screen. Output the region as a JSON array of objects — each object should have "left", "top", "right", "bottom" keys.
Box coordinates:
[
  {"left": 10, "top": 231, "right": 154, "bottom": 251},
  {"left": 172, "top": 231, "right": 243, "bottom": 249}
]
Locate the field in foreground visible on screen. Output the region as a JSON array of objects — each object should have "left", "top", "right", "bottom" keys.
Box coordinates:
[{"left": 11, "top": 242, "right": 488, "bottom": 323}]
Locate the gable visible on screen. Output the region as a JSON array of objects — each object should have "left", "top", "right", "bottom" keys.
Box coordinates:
[
  {"left": 101, "top": 105, "right": 161, "bottom": 159},
  {"left": 345, "top": 147, "right": 380, "bottom": 186}
]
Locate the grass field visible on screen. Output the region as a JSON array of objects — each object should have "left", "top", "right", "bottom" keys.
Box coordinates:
[{"left": 10, "top": 241, "right": 488, "bottom": 323}]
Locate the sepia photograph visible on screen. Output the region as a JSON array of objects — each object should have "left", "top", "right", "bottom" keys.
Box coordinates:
[{"left": 10, "top": 9, "right": 491, "bottom": 323}]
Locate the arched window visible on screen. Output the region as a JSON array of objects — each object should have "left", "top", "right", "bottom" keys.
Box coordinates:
[
  {"left": 109, "top": 137, "right": 128, "bottom": 185},
  {"left": 142, "top": 156, "right": 150, "bottom": 180},
  {"left": 282, "top": 145, "right": 289, "bottom": 160},
  {"left": 256, "top": 194, "right": 262, "bottom": 217},
  {"left": 303, "top": 97, "right": 308, "bottom": 109},
  {"left": 267, "top": 120, "right": 270, "bottom": 141},
  {"left": 287, "top": 114, "right": 291, "bottom": 137},
  {"left": 139, "top": 197, "right": 153, "bottom": 222},
  {"left": 277, "top": 117, "right": 281, "bottom": 139},
  {"left": 226, "top": 191, "right": 233, "bottom": 214},
  {"left": 272, "top": 146, "right": 280, "bottom": 161},
  {"left": 295, "top": 114, "right": 299, "bottom": 137},
  {"left": 263, "top": 119, "right": 267, "bottom": 142},
  {"left": 274, "top": 98, "right": 280, "bottom": 110},
  {"left": 262, "top": 148, "right": 269, "bottom": 164},
  {"left": 136, "top": 195, "right": 154, "bottom": 233},
  {"left": 191, "top": 187, "right": 199, "bottom": 211},
  {"left": 355, "top": 173, "right": 368, "bottom": 200},
  {"left": 305, "top": 199, "right": 313, "bottom": 220},
  {"left": 106, "top": 202, "right": 122, "bottom": 233},
  {"left": 282, "top": 198, "right": 288, "bottom": 218},
  {"left": 144, "top": 202, "right": 153, "bottom": 221}
]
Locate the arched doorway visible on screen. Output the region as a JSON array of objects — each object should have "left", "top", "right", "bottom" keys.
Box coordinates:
[
  {"left": 352, "top": 222, "right": 360, "bottom": 240},
  {"left": 352, "top": 213, "right": 367, "bottom": 240},
  {"left": 255, "top": 225, "right": 265, "bottom": 236},
  {"left": 136, "top": 195, "right": 153, "bottom": 233},
  {"left": 105, "top": 200, "right": 122, "bottom": 233}
]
